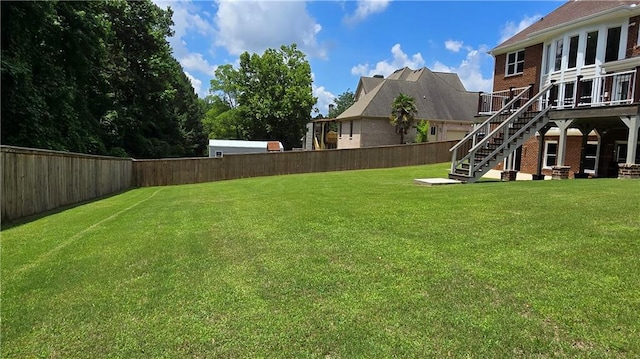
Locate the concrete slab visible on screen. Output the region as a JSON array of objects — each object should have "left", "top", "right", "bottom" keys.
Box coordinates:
[
  {"left": 482, "top": 169, "right": 551, "bottom": 181},
  {"left": 414, "top": 178, "right": 463, "bottom": 186}
]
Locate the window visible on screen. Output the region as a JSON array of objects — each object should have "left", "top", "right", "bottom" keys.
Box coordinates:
[
  {"left": 349, "top": 120, "right": 353, "bottom": 138},
  {"left": 584, "top": 141, "right": 599, "bottom": 174},
  {"left": 568, "top": 35, "right": 579, "bottom": 68},
  {"left": 339, "top": 122, "right": 343, "bottom": 137},
  {"left": 605, "top": 26, "right": 621, "bottom": 62},
  {"left": 430, "top": 126, "right": 437, "bottom": 136},
  {"left": 544, "top": 141, "right": 558, "bottom": 168},
  {"left": 506, "top": 50, "right": 524, "bottom": 76},
  {"left": 615, "top": 142, "right": 640, "bottom": 163},
  {"left": 579, "top": 79, "right": 593, "bottom": 104},
  {"left": 613, "top": 74, "right": 632, "bottom": 102},
  {"left": 554, "top": 39, "right": 563, "bottom": 71},
  {"left": 585, "top": 31, "right": 598, "bottom": 65},
  {"left": 563, "top": 82, "right": 575, "bottom": 106},
  {"left": 544, "top": 43, "right": 552, "bottom": 74}
]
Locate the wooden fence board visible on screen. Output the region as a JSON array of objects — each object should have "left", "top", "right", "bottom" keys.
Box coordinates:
[
  {"left": 2, "top": 141, "right": 456, "bottom": 222},
  {"left": 1, "top": 146, "right": 133, "bottom": 223}
]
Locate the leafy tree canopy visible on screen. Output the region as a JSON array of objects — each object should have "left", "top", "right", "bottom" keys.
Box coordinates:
[
  {"left": 1, "top": 0, "right": 206, "bottom": 158},
  {"left": 328, "top": 89, "right": 355, "bottom": 119},
  {"left": 207, "top": 44, "right": 316, "bottom": 149}
]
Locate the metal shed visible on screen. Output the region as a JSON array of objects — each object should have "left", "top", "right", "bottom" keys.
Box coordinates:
[{"left": 208, "top": 139, "right": 284, "bottom": 157}]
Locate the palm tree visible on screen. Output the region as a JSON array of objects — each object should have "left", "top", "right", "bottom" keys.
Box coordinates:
[{"left": 390, "top": 93, "right": 418, "bottom": 144}]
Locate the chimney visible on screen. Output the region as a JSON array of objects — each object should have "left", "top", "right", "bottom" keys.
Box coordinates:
[
  {"left": 328, "top": 104, "right": 335, "bottom": 113},
  {"left": 373, "top": 74, "right": 384, "bottom": 78}
]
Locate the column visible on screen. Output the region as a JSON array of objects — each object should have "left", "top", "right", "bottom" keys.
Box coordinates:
[
  {"left": 619, "top": 116, "right": 640, "bottom": 179},
  {"left": 552, "top": 120, "right": 573, "bottom": 179}
]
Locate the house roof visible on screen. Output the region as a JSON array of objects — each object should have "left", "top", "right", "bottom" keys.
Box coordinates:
[
  {"left": 209, "top": 139, "right": 272, "bottom": 149},
  {"left": 337, "top": 67, "right": 478, "bottom": 123},
  {"left": 492, "top": 0, "right": 640, "bottom": 54}
]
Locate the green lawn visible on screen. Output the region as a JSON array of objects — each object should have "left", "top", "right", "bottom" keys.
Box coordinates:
[{"left": 2, "top": 163, "right": 639, "bottom": 358}]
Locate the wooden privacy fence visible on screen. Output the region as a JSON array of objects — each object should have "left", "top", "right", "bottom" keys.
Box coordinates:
[
  {"left": 1, "top": 146, "right": 133, "bottom": 222},
  {"left": 133, "top": 140, "right": 457, "bottom": 187},
  {"left": 2, "top": 140, "right": 456, "bottom": 222}
]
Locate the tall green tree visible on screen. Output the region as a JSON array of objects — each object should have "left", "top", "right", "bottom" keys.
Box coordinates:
[
  {"left": 234, "top": 44, "right": 316, "bottom": 149},
  {"left": 327, "top": 89, "right": 355, "bottom": 118},
  {"left": 1, "top": 0, "right": 206, "bottom": 158},
  {"left": 201, "top": 96, "right": 244, "bottom": 140},
  {"left": 390, "top": 93, "right": 418, "bottom": 144}
]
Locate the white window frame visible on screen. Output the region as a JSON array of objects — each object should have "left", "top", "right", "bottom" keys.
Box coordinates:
[
  {"left": 543, "top": 140, "right": 558, "bottom": 169},
  {"left": 505, "top": 50, "right": 525, "bottom": 76},
  {"left": 615, "top": 141, "right": 640, "bottom": 163},
  {"left": 543, "top": 43, "right": 552, "bottom": 74},
  {"left": 584, "top": 140, "right": 600, "bottom": 174}
]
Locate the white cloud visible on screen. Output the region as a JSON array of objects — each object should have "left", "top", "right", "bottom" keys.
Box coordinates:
[
  {"left": 153, "top": 0, "right": 216, "bottom": 98},
  {"left": 184, "top": 71, "right": 205, "bottom": 97},
  {"left": 499, "top": 14, "right": 542, "bottom": 43},
  {"left": 214, "top": 0, "right": 326, "bottom": 58},
  {"left": 432, "top": 45, "right": 493, "bottom": 93},
  {"left": 344, "top": 0, "right": 391, "bottom": 25},
  {"left": 445, "top": 40, "right": 464, "bottom": 53},
  {"left": 351, "top": 44, "right": 425, "bottom": 78},
  {"left": 179, "top": 53, "right": 218, "bottom": 77},
  {"left": 153, "top": 0, "right": 215, "bottom": 59},
  {"left": 313, "top": 84, "right": 336, "bottom": 117}
]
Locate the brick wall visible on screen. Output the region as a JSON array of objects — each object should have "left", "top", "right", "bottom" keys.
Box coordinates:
[
  {"left": 519, "top": 134, "right": 599, "bottom": 178},
  {"left": 493, "top": 43, "right": 543, "bottom": 93},
  {"left": 337, "top": 119, "right": 362, "bottom": 149},
  {"left": 626, "top": 15, "right": 640, "bottom": 58}
]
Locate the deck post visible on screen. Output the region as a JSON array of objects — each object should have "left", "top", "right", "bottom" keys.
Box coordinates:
[
  {"left": 574, "top": 75, "right": 583, "bottom": 108},
  {"left": 620, "top": 116, "right": 639, "bottom": 164},
  {"left": 555, "top": 119, "right": 573, "bottom": 166},
  {"left": 635, "top": 66, "right": 640, "bottom": 103},
  {"left": 477, "top": 92, "right": 484, "bottom": 114}
]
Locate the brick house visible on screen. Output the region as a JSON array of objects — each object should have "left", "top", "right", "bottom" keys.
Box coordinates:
[
  {"left": 450, "top": 0, "right": 640, "bottom": 182},
  {"left": 330, "top": 67, "right": 478, "bottom": 149}
]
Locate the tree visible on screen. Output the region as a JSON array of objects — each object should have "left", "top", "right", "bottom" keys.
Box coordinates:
[
  {"left": 328, "top": 89, "right": 355, "bottom": 118},
  {"left": 415, "top": 120, "right": 430, "bottom": 143},
  {"left": 201, "top": 96, "right": 244, "bottom": 139},
  {"left": 235, "top": 44, "right": 316, "bottom": 149},
  {"left": 1, "top": 0, "right": 206, "bottom": 158},
  {"left": 390, "top": 93, "right": 418, "bottom": 144}
]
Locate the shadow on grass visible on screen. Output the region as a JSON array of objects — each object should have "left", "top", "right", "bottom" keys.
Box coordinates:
[{"left": 1, "top": 188, "right": 134, "bottom": 231}]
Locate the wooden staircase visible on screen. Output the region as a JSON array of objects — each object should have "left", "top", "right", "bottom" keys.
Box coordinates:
[{"left": 449, "top": 83, "right": 555, "bottom": 183}]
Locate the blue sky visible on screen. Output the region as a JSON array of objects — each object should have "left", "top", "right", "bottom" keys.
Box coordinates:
[{"left": 153, "top": 0, "right": 564, "bottom": 116}]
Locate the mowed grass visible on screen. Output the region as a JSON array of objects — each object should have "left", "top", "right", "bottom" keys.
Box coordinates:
[{"left": 2, "top": 163, "right": 639, "bottom": 358}]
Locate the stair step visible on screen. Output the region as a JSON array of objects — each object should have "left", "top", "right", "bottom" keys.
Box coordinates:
[{"left": 448, "top": 173, "right": 472, "bottom": 182}]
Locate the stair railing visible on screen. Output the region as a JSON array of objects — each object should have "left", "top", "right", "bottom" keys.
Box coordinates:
[
  {"left": 450, "top": 85, "right": 533, "bottom": 176},
  {"left": 458, "top": 82, "right": 555, "bottom": 178}
]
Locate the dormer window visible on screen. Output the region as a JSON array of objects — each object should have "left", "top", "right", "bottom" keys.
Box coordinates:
[{"left": 505, "top": 50, "right": 524, "bottom": 76}]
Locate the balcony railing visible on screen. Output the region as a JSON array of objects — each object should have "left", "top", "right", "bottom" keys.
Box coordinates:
[
  {"left": 478, "top": 67, "right": 639, "bottom": 115},
  {"left": 477, "top": 86, "right": 532, "bottom": 115}
]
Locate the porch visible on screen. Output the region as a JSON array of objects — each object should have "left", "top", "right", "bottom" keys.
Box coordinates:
[{"left": 473, "top": 67, "right": 640, "bottom": 180}]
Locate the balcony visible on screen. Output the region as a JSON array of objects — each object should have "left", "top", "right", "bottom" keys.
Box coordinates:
[{"left": 478, "top": 67, "right": 639, "bottom": 115}]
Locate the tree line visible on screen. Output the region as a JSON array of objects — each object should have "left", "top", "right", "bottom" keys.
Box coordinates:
[
  {"left": 202, "top": 44, "right": 316, "bottom": 150},
  {"left": 1, "top": 1, "right": 206, "bottom": 158}
]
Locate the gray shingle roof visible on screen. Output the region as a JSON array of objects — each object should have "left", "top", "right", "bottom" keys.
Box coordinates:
[
  {"left": 337, "top": 67, "right": 478, "bottom": 123},
  {"left": 493, "top": 0, "right": 640, "bottom": 54}
]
